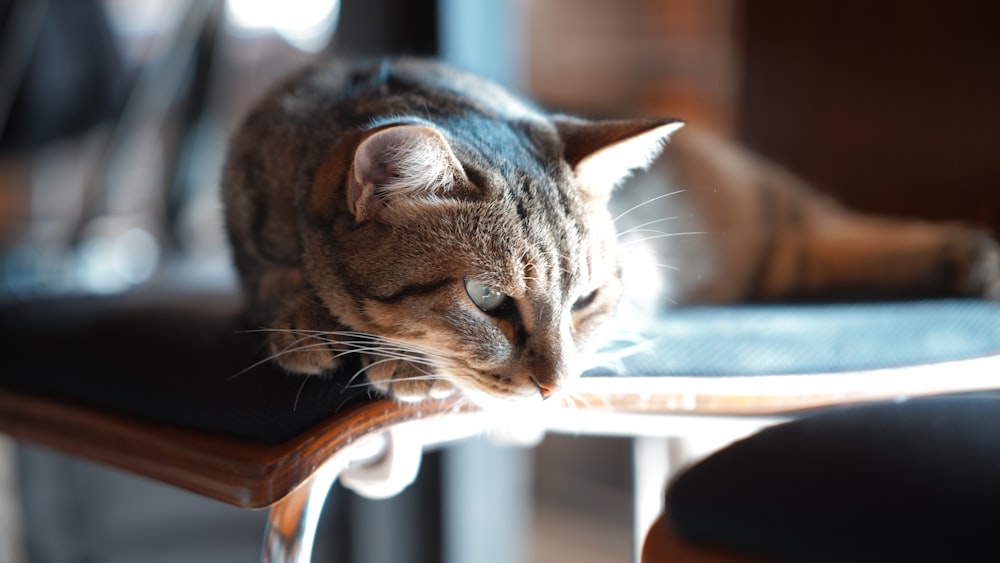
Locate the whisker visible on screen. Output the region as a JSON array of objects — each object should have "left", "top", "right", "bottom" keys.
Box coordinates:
[
  {"left": 616, "top": 216, "right": 680, "bottom": 238},
  {"left": 560, "top": 391, "right": 586, "bottom": 411},
  {"left": 345, "top": 373, "right": 447, "bottom": 391},
  {"left": 330, "top": 345, "right": 439, "bottom": 366},
  {"left": 336, "top": 390, "right": 369, "bottom": 411},
  {"left": 619, "top": 231, "right": 708, "bottom": 246},
  {"left": 344, "top": 355, "right": 405, "bottom": 388},
  {"left": 293, "top": 374, "right": 311, "bottom": 411},
  {"left": 344, "top": 361, "right": 375, "bottom": 389},
  {"left": 612, "top": 190, "right": 686, "bottom": 224},
  {"left": 451, "top": 394, "right": 472, "bottom": 412},
  {"left": 229, "top": 332, "right": 333, "bottom": 379},
  {"left": 344, "top": 354, "right": 440, "bottom": 390},
  {"left": 617, "top": 228, "right": 672, "bottom": 240},
  {"left": 572, "top": 392, "right": 590, "bottom": 410},
  {"left": 233, "top": 326, "right": 461, "bottom": 380}
]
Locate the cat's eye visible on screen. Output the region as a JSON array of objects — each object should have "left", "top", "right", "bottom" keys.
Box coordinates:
[
  {"left": 573, "top": 289, "right": 599, "bottom": 311},
  {"left": 465, "top": 278, "right": 508, "bottom": 312}
]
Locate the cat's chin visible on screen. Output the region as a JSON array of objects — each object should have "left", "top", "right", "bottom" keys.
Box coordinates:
[
  {"left": 449, "top": 378, "right": 567, "bottom": 411},
  {"left": 465, "top": 391, "right": 545, "bottom": 410}
]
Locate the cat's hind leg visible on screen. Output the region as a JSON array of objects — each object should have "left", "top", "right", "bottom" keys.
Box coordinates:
[
  {"left": 748, "top": 208, "right": 1000, "bottom": 302},
  {"left": 663, "top": 129, "right": 1000, "bottom": 303}
]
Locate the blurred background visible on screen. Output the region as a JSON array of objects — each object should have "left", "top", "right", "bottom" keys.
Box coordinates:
[{"left": 1, "top": 0, "right": 998, "bottom": 561}]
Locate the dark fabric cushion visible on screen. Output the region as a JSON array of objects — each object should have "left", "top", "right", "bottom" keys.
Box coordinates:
[
  {"left": 0, "top": 290, "right": 371, "bottom": 444},
  {"left": 1, "top": 291, "right": 997, "bottom": 444},
  {"left": 666, "top": 396, "right": 1000, "bottom": 563}
]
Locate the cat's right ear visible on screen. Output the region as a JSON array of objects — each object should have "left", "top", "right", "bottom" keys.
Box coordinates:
[
  {"left": 348, "top": 125, "right": 467, "bottom": 222},
  {"left": 555, "top": 117, "right": 684, "bottom": 201}
]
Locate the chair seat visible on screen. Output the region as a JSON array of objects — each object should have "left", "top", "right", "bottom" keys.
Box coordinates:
[
  {"left": 0, "top": 290, "right": 378, "bottom": 444},
  {"left": 597, "top": 299, "right": 1000, "bottom": 376},
  {"left": 1, "top": 291, "right": 998, "bottom": 507},
  {"left": 662, "top": 396, "right": 1000, "bottom": 563},
  {"left": 575, "top": 298, "right": 1000, "bottom": 415}
]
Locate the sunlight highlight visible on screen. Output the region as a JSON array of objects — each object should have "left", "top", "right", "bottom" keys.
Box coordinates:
[{"left": 226, "top": 0, "right": 339, "bottom": 52}]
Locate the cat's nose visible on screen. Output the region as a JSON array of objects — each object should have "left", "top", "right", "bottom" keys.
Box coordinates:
[{"left": 531, "top": 377, "right": 558, "bottom": 400}]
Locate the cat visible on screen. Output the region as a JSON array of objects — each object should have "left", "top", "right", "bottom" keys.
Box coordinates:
[{"left": 223, "top": 57, "right": 999, "bottom": 406}]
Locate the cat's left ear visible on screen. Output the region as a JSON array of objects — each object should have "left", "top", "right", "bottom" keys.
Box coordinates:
[
  {"left": 555, "top": 117, "right": 684, "bottom": 200},
  {"left": 348, "top": 124, "right": 468, "bottom": 222}
]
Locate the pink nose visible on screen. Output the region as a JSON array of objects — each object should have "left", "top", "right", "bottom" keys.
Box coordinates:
[{"left": 532, "top": 378, "right": 558, "bottom": 400}]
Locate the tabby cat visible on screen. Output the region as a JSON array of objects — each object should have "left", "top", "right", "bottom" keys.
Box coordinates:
[{"left": 223, "top": 58, "right": 998, "bottom": 405}]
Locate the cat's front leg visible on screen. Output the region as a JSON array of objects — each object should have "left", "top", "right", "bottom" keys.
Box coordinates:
[
  {"left": 270, "top": 295, "right": 459, "bottom": 401},
  {"left": 268, "top": 287, "right": 346, "bottom": 375},
  {"left": 362, "top": 356, "right": 458, "bottom": 403},
  {"left": 251, "top": 268, "right": 345, "bottom": 374},
  {"left": 261, "top": 269, "right": 459, "bottom": 400}
]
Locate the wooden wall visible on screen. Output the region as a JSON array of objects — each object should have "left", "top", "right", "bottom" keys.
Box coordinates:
[
  {"left": 522, "top": 0, "right": 1000, "bottom": 231},
  {"left": 738, "top": 1, "right": 1000, "bottom": 230},
  {"left": 523, "top": 0, "right": 739, "bottom": 135}
]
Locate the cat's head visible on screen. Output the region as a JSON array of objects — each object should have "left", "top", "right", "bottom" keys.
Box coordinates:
[{"left": 301, "top": 116, "right": 682, "bottom": 405}]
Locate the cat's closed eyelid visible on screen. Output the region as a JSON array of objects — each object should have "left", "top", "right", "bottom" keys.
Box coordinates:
[
  {"left": 572, "top": 288, "right": 600, "bottom": 311},
  {"left": 372, "top": 278, "right": 456, "bottom": 303}
]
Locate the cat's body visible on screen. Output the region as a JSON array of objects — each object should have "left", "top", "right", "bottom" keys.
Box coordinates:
[
  {"left": 223, "top": 58, "right": 998, "bottom": 405},
  {"left": 618, "top": 129, "right": 1000, "bottom": 307}
]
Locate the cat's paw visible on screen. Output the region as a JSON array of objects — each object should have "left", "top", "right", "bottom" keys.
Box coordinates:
[
  {"left": 364, "top": 357, "right": 457, "bottom": 402},
  {"left": 971, "top": 234, "right": 1000, "bottom": 300},
  {"left": 268, "top": 296, "right": 342, "bottom": 375},
  {"left": 957, "top": 230, "right": 1000, "bottom": 300}
]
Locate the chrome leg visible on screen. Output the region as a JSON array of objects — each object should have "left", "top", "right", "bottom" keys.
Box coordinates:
[
  {"left": 632, "top": 436, "right": 674, "bottom": 563},
  {"left": 260, "top": 458, "right": 344, "bottom": 563},
  {"left": 443, "top": 437, "right": 533, "bottom": 563},
  {"left": 632, "top": 432, "right": 757, "bottom": 562}
]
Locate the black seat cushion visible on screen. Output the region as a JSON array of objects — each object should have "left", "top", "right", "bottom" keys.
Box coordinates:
[
  {"left": 1, "top": 291, "right": 998, "bottom": 444},
  {"left": 0, "top": 290, "right": 371, "bottom": 444},
  {"left": 666, "top": 396, "right": 1000, "bottom": 563}
]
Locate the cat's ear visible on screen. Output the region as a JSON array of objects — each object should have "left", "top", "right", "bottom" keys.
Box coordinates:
[
  {"left": 348, "top": 124, "right": 467, "bottom": 222},
  {"left": 555, "top": 117, "right": 684, "bottom": 200}
]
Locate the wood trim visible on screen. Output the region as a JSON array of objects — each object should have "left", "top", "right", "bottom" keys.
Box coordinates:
[
  {"left": 0, "top": 390, "right": 467, "bottom": 509},
  {"left": 642, "top": 512, "right": 773, "bottom": 563}
]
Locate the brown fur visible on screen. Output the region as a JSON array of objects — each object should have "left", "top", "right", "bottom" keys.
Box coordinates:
[
  {"left": 619, "top": 129, "right": 1000, "bottom": 305},
  {"left": 223, "top": 58, "right": 999, "bottom": 405}
]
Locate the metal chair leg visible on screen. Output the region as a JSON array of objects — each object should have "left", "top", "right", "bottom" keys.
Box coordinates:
[
  {"left": 633, "top": 433, "right": 754, "bottom": 563},
  {"left": 260, "top": 458, "right": 344, "bottom": 563}
]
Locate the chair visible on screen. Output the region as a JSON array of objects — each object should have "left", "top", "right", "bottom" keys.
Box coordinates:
[
  {"left": 2, "top": 287, "right": 998, "bottom": 562},
  {"left": 643, "top": 395, "right": 1000, "bottom": 563}
]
